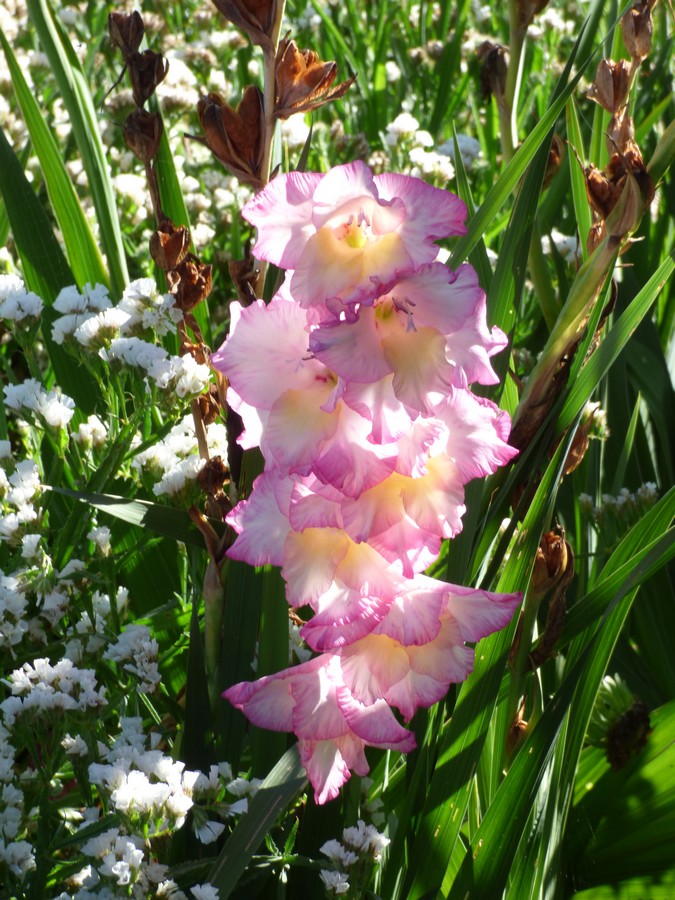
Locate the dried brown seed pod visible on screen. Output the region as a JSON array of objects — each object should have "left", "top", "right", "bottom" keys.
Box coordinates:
[
  {"left": 275, "top": 39, "right": 355, "bottom": 119},
  {"left": 477, "top": 41, "right": 508, "bottom": 102},
  {"left": 167, "top": 257, "right": 213, "bottom": 311},
  {"left": 129, "top": 49, "right": 169, "bottom": 108},
  {"left": 123, "top": 109, "right": 163, "bottom": 163},
  {"left": 197, "top": 87, "right": 264, "bottom": 188},
  {"left": 150, "top": 220, "right": 191, "bottom": 271},
  {"left": 543, "top": 134, "right": 565, "bottom": 188},
  {"left": 210, "top": 0, "right": 281, "bottom": 51},
  {"left": 588, "top": 58, "right": 631, "bottom": 114},
  {"left": 621, "top": 0, "right": 653, "bottom": 60},
  {"left": 108, "top": 11, "right": 145, "bottom": 58},
  {"left": 584, "top": 163, "right": 622, "bottom": 219}
]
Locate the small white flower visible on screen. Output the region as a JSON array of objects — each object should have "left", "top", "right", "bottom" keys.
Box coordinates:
[
  {"left": 320, "top": 839, "right": 359, "bottom": 868},
  {"left": 195, "top": 820, "right": 226, "bottom": 845},
  {"left": 74, "top": 307, "right": 131, "bottom": 349},
  {"left": 437, "top": 133, "right": 481, "bottom": 166},
  {"left": 385, "top": 111, "right": 420, "bottom": 146},
  {"left": 385, "top": 60, "right": 401, "bottom": 82},
  {"left": 72, "top": 414, "right": 108, "bottom": 449},
  {"left": 62, "top": 733, "right": 89, "bottom": 757},
  {"left": 320, "top": 869, "right": 350, "bottom": 895},
  {"left": 87, "top": 526, "right": 112, "bottom": 556},
  {"left": 191, "top": 884, "right": 220, "bottom": 900}
]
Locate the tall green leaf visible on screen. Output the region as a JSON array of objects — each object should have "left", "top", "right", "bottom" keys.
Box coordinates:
[
  {"left": 26, "top": 0, "right": 128, "bottom": 297},
  {"left": 0, "top": 28, "right": 109, "bottom": 290}
]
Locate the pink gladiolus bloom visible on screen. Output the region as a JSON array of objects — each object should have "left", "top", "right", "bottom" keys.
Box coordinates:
[
  {"left": 218, "top": 161, "right": 522, "bottom": 804},
  {"left": 225, "top": 583, "right": 519, "bottom": 801},
  {"left": 310, "top": 263, "right": 508, "bottom": 413},
  {"left": 242, "top": 161, "right": 467, "bottom": 310},
  {"left": 224, "top": 653, "right": 416, "bottom": 804}
]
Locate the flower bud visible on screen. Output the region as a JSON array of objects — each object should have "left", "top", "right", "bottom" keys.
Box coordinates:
[
  {"left": 210, "top": 0, "right": 281, "bottom": 51},
  {"left": 477, "top": 41, "right": 508, "bottom": 103},
  {"left": 197, "top": 88, "right": 264, "bottom": 188},
  {"left": 129, "top": 49, "right": 169, "bottom": 108}
]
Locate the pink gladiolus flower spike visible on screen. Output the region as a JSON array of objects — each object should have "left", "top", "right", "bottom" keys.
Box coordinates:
[{"left": 242, "top": 161, "right": 467, "bottom": 312}]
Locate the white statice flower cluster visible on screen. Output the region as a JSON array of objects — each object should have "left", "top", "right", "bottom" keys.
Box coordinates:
[
  {"left": 52, "top": 278, "right": 183, "bottom": 351},
  {"left": 381, "top": 113, "right": 457, "bottom": 185},
  {"left": 104, "top": 624, "right": 161, "bottom": 693},
  {"left": 579, "top": 482, "right": 660, "bottom": 532},
  {"left": 3, "top": 378, "right": 75, "bottom": 430},
  {"left": 132, "top": 416, "right": 228, "bottom": 499},
  {"left": 0, "top": 457, "right": 42, "bottom": 547},
  {"left": 320, "top": 819, "right": 390, "bottom": 896},
  {"left": 87, "top": 525, "right": 112, "bottom": 557},
  {"left": 0, "top": 274, "right": 44, "bottom": 324},
  {"left": 64, "top": 584, "right": 129, "bottom": 662},
  {"left": 437, "top": 133, "right": 482, "bottom": 168},
  {"left": 100, "top": 338, "right": 211, "bottom": 401},
  {"left": 191, "top": 762, "right": 262, "bottom": 844},
  {"left": 0, "top": 658, "right": 107, "bottom": 728},
  {"left": 0, "top": 572, "right": 29, "bottom": 649},
  {"left": 72, "top": 414, "right": 108, "bottom": 450},
  {"left": 52, "top": 282, "right": 113, "bottom": 345}
]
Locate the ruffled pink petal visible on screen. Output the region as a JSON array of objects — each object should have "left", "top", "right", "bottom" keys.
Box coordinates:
[
  {"left": 212, "top": 297, "right": 325, "bottom": 410},
  {"left": 384, "top": 325, "right": 454, "bottom": 415},
  {"left": 223, "top": 670, "right": 298, "bottom": 732},
  {"left": 300, "top": 584, "right": 391, "bottom": 651},
  {"left": 290, "top": 655, "right": 350, "bottom": 740},
  {"left": 445, "top": 586, "right": 522, "bottom": 642},
  {"left": 288, "top": 478, "right": 343, "bottom": 532},
  {"left": 289, "top": 228, "right": 413, "bottom": 310},
  {"left": 226, "top": 472, "right": 292, "bottom": 566},
  {"left": 311, "top": 405, "right": 397, "bottom": 497},
  {"left": 299, "top": 738, "right": 353, "bottom": 805},
  {"left": 226, "top": 387, "right": 265, "bottom": 449},
  {"left": 282, "top": 528, "right": 350, "bottom": 606},
  {"left": 309, "top": 307, "right": 391, "bottom": 384},
  {"left": 263, "top": 387, "right": 340, "bottom": 473},
  {"left": 374, "top": 172, "right": 467, "bottom": 248},
  {"left": 436, "top": 388, "right": 518, "bottom": 482},
  {"left": 400, "top": 455, "right": 466, "bottom": 539},
  {"left": 375, "top": 576, "right": 446, "bottom": 645},
  {"left": 337, "top": 687, "right": 416, "bottom": 750},
  {"left": 242, "top": 171, "right": 324, "bottom": 268},
  {"left": 368, "top": 522, "right": 440, "bottom": 576},
  {"left": 342, "top": 377, "right": 415, "bottom": 444},
  {"left": 339, "top": 635, "right": 411, "bottom": 706}
]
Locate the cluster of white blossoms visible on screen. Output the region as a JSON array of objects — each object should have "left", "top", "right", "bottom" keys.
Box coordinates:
[
  {"left": 3, "top": 379, "right": 75, "bottom": 431},
  {"left": 132, "top": 415, "right": 228, "bottom": 498},
  {"left": 380, "top": 113, "right": 482, "bottom": 185},
  {"left": 0, "top": 720, "right": 34, "bottom": 878},
  {"left": 320, "top": 819, "right": 391, "bottom": 897},
  {"left": 0, "top": 457, "right": 42, "bottom": 547},
  {"left": 579, "top": 482, "right": 659, "bottom": 532},
  {"left": 0, "top": 274, "right": 44, "bottom": 324},
  {"left": 0, "top": 658, "right": 107, "bottom": 728},
  {"left": 103, "top": 625, "right": 161, "bottom": 694}
]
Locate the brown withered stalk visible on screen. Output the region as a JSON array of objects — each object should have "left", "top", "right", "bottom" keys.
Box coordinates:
[{"left": 108, "top": 12, "right": 228, "bottom": 515}]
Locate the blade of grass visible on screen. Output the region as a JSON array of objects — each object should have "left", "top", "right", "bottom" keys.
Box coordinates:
[
  {"left": 26, "top": 0, "right": 128, "bottom": 298},
  {"left": 207, "top": 745, "right": 308, "bottom": 898},
  {"left": 566, "top": 96, "right": 593, "bottom": 262},
  {"left": 0, "top": 125, "right": 98, "bottom": 410},
  {"left": 0, "top": 28, "right": 109, "bottom": 290},
  {"left": 400, "top": 423, "right": 578, "bottom": 900}
]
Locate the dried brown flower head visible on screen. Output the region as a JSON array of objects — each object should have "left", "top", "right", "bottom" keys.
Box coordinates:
[
  {"left": 210, "top": 0, "right": 281, "bottom": 51},
  {"left": 275, "top": 40, "right": 355, "bottom": 119},
  {"left": 123, "top": 109, "right": 163, "bottom": 164},
  {"left": 588, "top": 59, "right": 631, "bottom": 114},
  {"left": 108, "top": 11, "right": 145, "bottom": 59},
  {"left": 197, "top": 87, "right": 264, "bottom": 188},
  {"left": 150, "top": 220, "right": 191, "bottom": 271}
]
